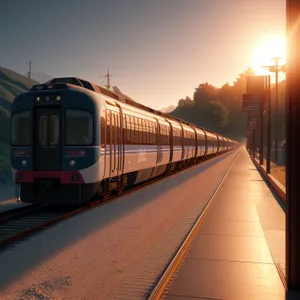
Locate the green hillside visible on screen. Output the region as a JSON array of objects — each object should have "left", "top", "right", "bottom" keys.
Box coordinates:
[{"left": 0, "top": 67, "right": 39, "bottom": 171}]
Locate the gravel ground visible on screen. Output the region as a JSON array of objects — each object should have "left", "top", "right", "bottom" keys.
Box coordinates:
[{"left": 0, "top": 171, "right": 24, "bottom": 213}]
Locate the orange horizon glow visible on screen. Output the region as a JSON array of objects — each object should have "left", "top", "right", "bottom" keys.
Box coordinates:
[{"left": 251, "top": 36, "right": 286, "bottom": 82}]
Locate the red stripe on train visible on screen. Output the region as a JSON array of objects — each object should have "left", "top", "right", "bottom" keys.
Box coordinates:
[{"left": 15, "top": 170, "right": 85, "bottom": 184}]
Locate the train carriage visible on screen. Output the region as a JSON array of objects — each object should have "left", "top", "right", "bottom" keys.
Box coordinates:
[{"left": 10, "top": 77, "right": 239, "bottom": 205}]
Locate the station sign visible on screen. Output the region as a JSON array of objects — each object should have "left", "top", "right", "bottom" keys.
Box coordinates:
[
  {"left": 242, "top": 93, "right": 260, "bottom": 112},
  {"left": 246, "top": 76, "right": 267, "bottom": 100},
  {"left": 247, "top": 120, "right": 258, "bottom": 128},
  {"left": 247, "top": 114, "right": 259, "bottom": 122}
]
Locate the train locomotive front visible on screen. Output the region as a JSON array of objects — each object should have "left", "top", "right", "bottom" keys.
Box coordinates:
[{"left": 11, "top": 83, "right": 102, "bottom": 204}]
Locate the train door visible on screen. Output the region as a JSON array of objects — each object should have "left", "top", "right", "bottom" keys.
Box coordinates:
[
  {"left": 107, "top": 110, "right": 112, "bottom": 178},
  {"left": 111, "top": 111, "right": 122, "bottom": 176},
  {"left": 216, "top": 135, "right": 220, "bottom": 153},
  {"left": 192, "top": 128, "right": 197, "bottom": 158},
  {"left": 34, "top": 108, "right": 61, "bottom": 171},
  {"left": 154, "top": 119, "right": 162, "bottom": 164},
  {"left": 116, "top": 104, "right": 124, "bottom": 175},
  {"left": 179, "top": 124, "right": 184, "bottom": 160},
  {"left": 165, "top": 120, "right": 173, "bottom": 162},
  {"left": 203, "top": 131, "right": 207, "bottom": 156},
  {"left": 185, "top": 131, "right": 189, "bottom": 159}
]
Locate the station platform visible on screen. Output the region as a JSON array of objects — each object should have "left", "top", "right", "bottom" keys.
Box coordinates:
[{"left": 161, "top": 148, "right": 287, "bottom": 300}]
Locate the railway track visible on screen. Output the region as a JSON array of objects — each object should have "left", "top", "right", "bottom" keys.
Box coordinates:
[
  {"left": 0, "top": 204, "right": 41, "bottom": 224},
  {"left": 0, "top": 205, "right": 83, "bottom": 248},
  {"left": 0, "top": 151, "right": 234, "bottom": 250}
]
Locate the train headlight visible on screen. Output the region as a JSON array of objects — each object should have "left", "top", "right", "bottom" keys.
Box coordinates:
[
  {"left": 22, "top": 160, "right": 27, "bottom": 166},
  {"left": 69, "top": 160, "right": 76, "bottom": 167},
  {"left": 35, "top": 96, "right": 41, "bottom": 102},
  {"left": 55, "top": 95, "right": 61, "bottom": 101}
]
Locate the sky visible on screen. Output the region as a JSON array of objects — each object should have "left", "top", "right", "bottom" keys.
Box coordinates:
[{"left": 0, "top": 0, "right": 286, "bottom": 109}]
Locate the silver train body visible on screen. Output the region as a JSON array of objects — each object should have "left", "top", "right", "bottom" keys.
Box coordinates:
[{"left": 10, "top": 77, "right": 239, "bottom": 204}]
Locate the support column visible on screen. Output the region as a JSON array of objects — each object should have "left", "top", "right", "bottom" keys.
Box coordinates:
[
  {"left": 259, "top": 99, "right": 264, "bottom": 165},
  {"left": 266, "top": 75, "right": 271, "bottom": 174},
  {"left": 286, "top": 0, "right": 300, "bottom": 290},
  {"left": 252, "top": 129, "right": 255, "bottom": 158}
]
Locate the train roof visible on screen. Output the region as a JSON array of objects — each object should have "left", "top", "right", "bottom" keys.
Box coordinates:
[{"left": 30, "top": 77, "right": 228, "bottom": 139}]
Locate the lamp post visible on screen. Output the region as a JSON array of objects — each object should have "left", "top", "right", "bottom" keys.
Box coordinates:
[
  {"left": 272, "top": 57, "right": 280, "bottom": 165},
  {"left": 261, "top": 58, "right": 285, "bottom": 164}
]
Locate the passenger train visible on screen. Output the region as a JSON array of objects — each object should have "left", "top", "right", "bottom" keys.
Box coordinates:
[{"left": 10, "top": 77, "right": 239, "bottom": 205}]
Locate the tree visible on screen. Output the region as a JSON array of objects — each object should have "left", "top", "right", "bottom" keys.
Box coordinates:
[
  {"left": 170, "top": 67, "right": 258, "bottom": 141},
  {"left": 193, "top": 82, "right": 218, "bottom": 109}
]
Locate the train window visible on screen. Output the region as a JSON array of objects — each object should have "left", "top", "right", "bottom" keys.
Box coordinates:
[
  {"left": 39, "top": 116, "right": 47, "bottom": 146},
  {"left": 165, "top": 125, "right": 169, "bottom": 145},
  {"left": 166, "top": 127, "right": 168, "bottom": 146},
  {"left": 149, "top": 121, "right": 152, "bottom": 144},
  {"left": 124, "top": 115, "right": 128, "bottom": 143},
  {"left": 116, "top": 115, "right": 119, "bottom": 144},
  {"left": 126, "top": 115, "right": 130, "bottom": 144},
  {"left": 132, "top": 116, "right": 135, "bottom": 144},
  {"left": 149, "top": 122, "right": 152, "bottom": 144},
  {"left": 154, "top": 122, "right": 157, "bottom": 144},
  {"left": 107, "top": 111, "right": 111, "bottom": 146},
  {"left": 101, "top": 116, "right": 105, "bottom": 148},
  {"left": 148, "top": 122, "right": 151, "bottom": 144},
  {"left": 11, "top": 110, "right": 31, "bottom": 146},
  {"left": 122, "top": 115, "right": 126, "bottom": 142},
  {"left": 141, "top": 119, "right": 144, "bottom": 144},
  {"left": 126, "top": 115, "right": 131, "bottom": 144},
  {"left": 154, "top": 122, "right": 158, "bottom": 144},
  {"left": 144, "top": 120, "right": 147, "bottom": 144},
  {"left": 149, "top": 121, "right": 153, "bottom": 145},
  {"left": 131, "top": 117, "right": 135, "bottom": 144},
  {"left": 129, "top": 117, "right": 132, "bottom": 144},
  {"left": 148, "top": 121, "right": 151, "bottom": 144},
  {"left": 50, "top": 115, "right": 59, "bottom": 146},
  {"left": 132, "top": 116, "right": 136, "bottom": 144},
  {"left": 79, "top": 79, "right": 94, "bottom": 91},
  {"left": 66, "top": 109, "right": 93, "bottom": 145},
  {"left": 138, "top": 118, "right": 142, "bottom": 144},
  {"left": 136, "top": 117, "right": 139, "bottom": 144},
  {"left": 112, "top": 114, "right": 115, "bottom": 145}
]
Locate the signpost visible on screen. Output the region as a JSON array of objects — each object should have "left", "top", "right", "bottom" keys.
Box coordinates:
[
  {"left": 242, "top": 93, "right": 260, "bottom": 162},
  {"left": 242, "top": 76, "right": 268, "bottom": 166}
]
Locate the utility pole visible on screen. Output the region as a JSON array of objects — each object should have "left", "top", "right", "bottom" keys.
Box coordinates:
[
  {"left": 266, "top": 75, "right": 271, "bottom": 174},
  {"left": 261, "top": 57, "right": 284, "bottom": 164},
  {"left": 104, "top": 68, "right": 112, "bottom": 89},
  {"left": 272, "top": 57, "right": 280, "bottom": 165},
  {"left": 27, "top": 60, "right": 32, "bottom": 86}
]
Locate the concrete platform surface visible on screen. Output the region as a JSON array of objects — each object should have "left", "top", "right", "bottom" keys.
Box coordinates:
[{"left": 162, "top": 147, "right": 287, "bottom": 300}]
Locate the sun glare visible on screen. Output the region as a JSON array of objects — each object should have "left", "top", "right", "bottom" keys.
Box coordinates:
[{"left": 251, "top": 36, "right": 286, "bottom": 76}]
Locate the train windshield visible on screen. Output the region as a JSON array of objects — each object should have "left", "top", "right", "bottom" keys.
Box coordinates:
[
  {"left": 65, "top": 109, "right": 93, "bottom": 145},
  {"left": 11, "top": 110, "right": 31, "bottom": 146}
]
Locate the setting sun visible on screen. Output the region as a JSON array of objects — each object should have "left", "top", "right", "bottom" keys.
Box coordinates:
[{"left": 251, "top": 36, "right": 286, "bottom": 76}]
